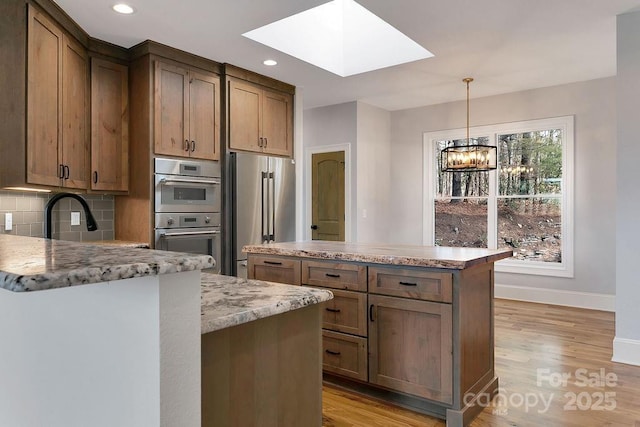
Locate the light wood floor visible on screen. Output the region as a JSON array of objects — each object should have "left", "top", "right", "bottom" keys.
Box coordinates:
[{"left": 322, "top": 299, "right": 640, "bottom": 427}]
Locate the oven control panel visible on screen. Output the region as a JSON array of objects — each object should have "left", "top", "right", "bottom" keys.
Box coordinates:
[{"left": 155, "top": 213, "right": 221, "bottom": 229}]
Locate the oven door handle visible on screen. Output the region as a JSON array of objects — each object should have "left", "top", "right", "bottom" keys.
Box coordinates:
[
  {"left": 160, "top": 230, "right": 221, "bottom": 239},
  {"left": 159, "top": 177, "right": 220, "bottom": 185}
]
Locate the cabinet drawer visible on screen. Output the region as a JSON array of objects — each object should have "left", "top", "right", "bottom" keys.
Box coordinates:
[
  {"left": 368, "top": 266, "right": 452, "bottom": 303},
  {"left": 248, "top": 255, "right": 301, "bottom": 285},
  {"left": 302, "top": 260, "right": 366, "bottom": 291},
  {"left": 322, "top": 330, "right": 367, "bottom": 382},
  {"left": 321, "top": 289, "right": 367, "bottom": 337}
]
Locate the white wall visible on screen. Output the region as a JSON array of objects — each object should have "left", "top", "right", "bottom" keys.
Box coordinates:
[
  {"left": 0, "top": 272, "right": 201, "bottom": 427},
  {"left": 389, "top": 78, "right": 617, "bottom": 297},
  {"left": 356, "top": 102, "right": 391, "bottom": 243},
  {"left": 303, "top": 102, "right": 358, "bottom": 241},
  {"left": 303, "top": 101, "right": 393, "bottom": 243},
  {"left": 614, "top": 11, "right": 640, "bottom": 365}
]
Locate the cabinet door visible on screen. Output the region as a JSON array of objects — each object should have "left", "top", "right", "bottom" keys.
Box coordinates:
[
  {"left": 321, "top": 289, "right": 368, "bottom": 337},
  {"left": 91, "top": 58, "right": 128, "bottom": 192},
  {"left": 368, "top": 294, "right": 453, "bottom": 404},
  {"left": 228, "top": 79, "right": 261, "bottom": 152},
  {"left": 261, "top": 88, "right": 293, "bottom": 157},
  {"left": 189, "top": 70, "right": 220, "bottom": 160},
  {"left": 61, "top": 34, "right": 89, "bottom": 189},
  {"left": 27, "top": 7, "right": 62, "bottom": 187},
  {"left": 247, "top": 255, "right": 301, "bottom": 285},
  {"left": 154, "top": 61, "right": 189, "bottom": 157}
]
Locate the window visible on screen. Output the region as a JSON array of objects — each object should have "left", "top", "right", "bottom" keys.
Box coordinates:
[{"left": 423, "top": 116, "right": 574, "bottom": 277}]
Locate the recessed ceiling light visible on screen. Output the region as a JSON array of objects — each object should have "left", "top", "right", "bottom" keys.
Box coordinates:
[
  {"left": 243, "top": 0, "right": 433, "bottom": 77},
  {"left": 112, "top": 3, "right": 135, "bottom": 14},
  {"left": 263, "top": 59, "right": 278, "bottom": 66}
]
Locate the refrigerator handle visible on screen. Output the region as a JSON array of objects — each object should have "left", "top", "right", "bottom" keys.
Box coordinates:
[
  {"left": 261, "top": 171, "right": 268, "bottom": 242},
  {"left": 269, "top": 171, "right": 275, "bottom": 241}
]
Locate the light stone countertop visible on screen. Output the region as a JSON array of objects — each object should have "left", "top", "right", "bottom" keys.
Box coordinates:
[
  {"left": 200, "top": 273, "right": 333, "bottom": 334},
  {"left": 91, "top": 240, "right": 150, "bottom": 249},
  {"left": 0, "top": 234, "right": 214, "bottom": 292},
  {"left": 244, "top": 241, "right": 512, "bottom": 269}
]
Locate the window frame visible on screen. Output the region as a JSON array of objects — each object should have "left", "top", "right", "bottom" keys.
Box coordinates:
[{"left": 423, "top": 116, "right": 574, "bottom": 278}]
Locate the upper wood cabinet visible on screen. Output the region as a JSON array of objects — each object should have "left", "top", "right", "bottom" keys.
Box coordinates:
[
  {"left": 154, "top": 60, "right": 220, "bottom": 160},
  {"left": 91, "top": 58, "right": 129, "bottom": 192},
  {"left": 27, "top": 6, "right": 89, "bottom": 189},
  {"left": 228, "top": 79, "right": 293, "bottom": 157}
]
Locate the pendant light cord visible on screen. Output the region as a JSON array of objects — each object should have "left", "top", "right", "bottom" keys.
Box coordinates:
[{"left": 463, "top": 77, "right": 473, "bottom": 143}]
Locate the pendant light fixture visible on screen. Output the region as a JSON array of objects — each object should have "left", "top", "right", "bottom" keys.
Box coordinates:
[{"left": 441, "top": 78, "right": 497, "bottom": 172}]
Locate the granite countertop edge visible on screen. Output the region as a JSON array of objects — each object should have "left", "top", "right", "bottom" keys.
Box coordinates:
[
  {"left": 0, "top": 235, "right": 214, "bottom": 293},
  {"left": 200, "top": 274, "right": 333, "bottom": 334},
  {"left": 243, "top": 244, "right": 513, "bottom": 269}
]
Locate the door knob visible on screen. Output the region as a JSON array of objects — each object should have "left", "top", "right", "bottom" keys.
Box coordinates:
[{"left": 311, "top": 225, "right": 318, "bottom": 230}]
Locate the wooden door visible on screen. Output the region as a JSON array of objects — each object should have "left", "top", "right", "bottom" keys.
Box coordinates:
[
  {"left": 27, "top": 7, "right": 62, "bottom": 187},
  {"left": 311, "top": 151, "right": 345, "bottom": 241},
  {"left": 154, "top": 61, "right": 189, "bottom": 157},
  {"left": 189, "top": 70, "right": 220, "bottom": 160},
  {"left": 262, "top": 88, "right": 292, "bottom": 157},
  {"left": 228, "top": 79, "right": 261, "bottom": 152},
  {"left": 61, "top": 34, "right": 89, "bottom": 189},
  {"left": 368, "top": 294, "right": 453, "bottom": 404},
  {"left": 91, "top": 58, "right": 129, "bottom": 192}
]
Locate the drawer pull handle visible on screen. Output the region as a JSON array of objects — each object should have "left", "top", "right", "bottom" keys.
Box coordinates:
[
  {"left": 263, "top": 260, "right": 283, "bottom": 265},
  {"left": 325, "top": 350, "right": 341, "bottom": 356},
  {"left": 399, "top": 281, "right": 418, "bottom": 286},
  {"left": 325, "top": 308, "right": 341, "bottom": 313},
  {"left": 369, "top": 304, "right": 374, "bottom": 322},
  {"left": 325, "top": 273, "right": 341, "bottom": 278}
]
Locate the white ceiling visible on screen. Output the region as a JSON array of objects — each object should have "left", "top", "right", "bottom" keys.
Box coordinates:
[{"left": 54, "top": 0, "right": 640, "bottom": 111}]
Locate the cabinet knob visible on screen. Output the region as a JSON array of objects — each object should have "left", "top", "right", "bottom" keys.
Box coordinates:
[{"left": 311, "top": 224, "right": 318, "bottom": 230}]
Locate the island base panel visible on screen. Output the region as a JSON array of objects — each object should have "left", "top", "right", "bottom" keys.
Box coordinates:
[{"left": 202, "top": 304, "right": 322, "bottom": 427}]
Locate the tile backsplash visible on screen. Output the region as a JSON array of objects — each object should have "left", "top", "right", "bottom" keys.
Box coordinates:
[{"left": 0, "top": 190, "right": 115, "bottom": 241}]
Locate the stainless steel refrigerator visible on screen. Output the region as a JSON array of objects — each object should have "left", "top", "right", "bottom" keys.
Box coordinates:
[{"left": 232, "top": 152, "right": 296, "bottom": 278}]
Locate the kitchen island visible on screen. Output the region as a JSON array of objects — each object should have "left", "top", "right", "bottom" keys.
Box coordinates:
[
  {"left": 199, "top": 273, "right": 333, "bottom": 426},
  {"left": 244, "top": 241, "right": 512, "bottom": 427},
  {"left": 0, "top": 234, "right": 213, "bottom": 427}
]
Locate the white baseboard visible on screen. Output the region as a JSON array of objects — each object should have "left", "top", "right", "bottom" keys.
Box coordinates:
[
  {"left": 612, "top": 337, "right": 640, "bottom": 366},
  {"left": 495, "top": 283, "right": 615, "bottom": 312}
]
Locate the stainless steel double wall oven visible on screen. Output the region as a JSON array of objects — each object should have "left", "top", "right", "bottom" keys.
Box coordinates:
[{"left": 154, "top": 158, "right": 221, "bottom": 273}]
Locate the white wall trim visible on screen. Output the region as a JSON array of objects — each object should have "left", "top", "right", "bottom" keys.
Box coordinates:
[
  {"left": 294, "top": 88, "right": 305, "bottom": 241},
  {"left": 495, "top": 283, "right": 615, "bottom": 312},
  {"left": 612, "top": 337, "right": 640, "bottom": 366},
  {"left": 304, "top": 143, "right": 352, "bottom": 241}
]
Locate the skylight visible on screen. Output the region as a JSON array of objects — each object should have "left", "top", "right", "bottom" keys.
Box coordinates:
[{"left": 242, "top": 0, "right": 433, "bottom": 77}]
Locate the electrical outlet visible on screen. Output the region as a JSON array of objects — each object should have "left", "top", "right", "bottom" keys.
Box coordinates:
[
  {"left": 4, "top": 213, "right": 12, "bottom": 231},
  {"left": 71, "top": 211, "right": 81, "bottom": 226}
]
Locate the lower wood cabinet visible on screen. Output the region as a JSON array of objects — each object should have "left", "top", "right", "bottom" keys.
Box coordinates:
[
  {"left": 321, "top": 289, "right": 367, "bottom": 336},
  {"left": 322, "top": 330, "right": 367, "bottom": 381},
  {"left": 247, "top": 255, "right": 301, "bottom": 285},
  {"left": 368, "top": 294, "right": 453, "bottom": 404},
  {"left": 246, "top": 253, "right": 497, "bottom": 426}
]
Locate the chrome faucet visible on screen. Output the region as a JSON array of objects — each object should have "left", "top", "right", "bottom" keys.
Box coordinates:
[{"left": 44, "top": 193, "right": 98, "bottom": 239}]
